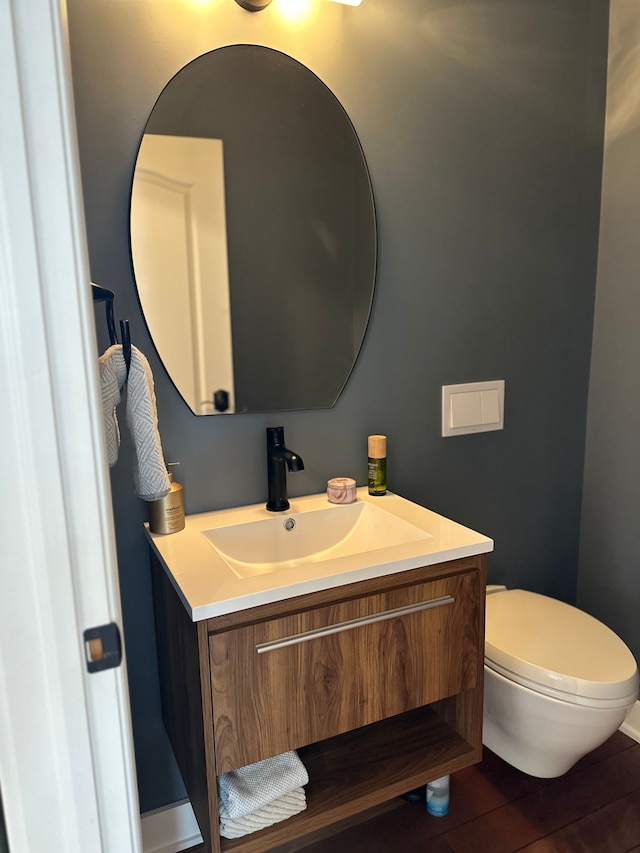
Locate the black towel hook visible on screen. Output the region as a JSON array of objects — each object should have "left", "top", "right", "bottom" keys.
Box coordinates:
[
  {"left": 91, "top": 283, "right": 118, "bottom": 346},
  {"left": 92, "top": 283, "right": 132, "bottom": 380},
  {"left": 120, "top": 319, "right": 132, "bottom": 380}
]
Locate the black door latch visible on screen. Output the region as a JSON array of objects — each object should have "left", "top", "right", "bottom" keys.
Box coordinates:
[{"left": 83, "top": 623, "right": 122, "bottom": 673}]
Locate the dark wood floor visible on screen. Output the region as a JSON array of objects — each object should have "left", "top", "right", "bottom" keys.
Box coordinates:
[{"left": 190, "top": 731, "right": 640, "bottom": 853}]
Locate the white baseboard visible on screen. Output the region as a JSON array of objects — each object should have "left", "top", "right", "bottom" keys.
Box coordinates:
[
  {"left": 620, "top": 699, "right": 640, "bottom": 743},
  {"left": 141, "top": 800, "right": 203, "bottom": 853}
]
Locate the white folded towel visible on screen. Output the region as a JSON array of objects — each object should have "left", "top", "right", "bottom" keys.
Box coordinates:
[
  {"left": 99, "top": 344, "right": 171, "bottom": 501},
  {"left": 217, "top": 751, "right": 309, "bottom": 821},
  {"left": 219, "top": 787, "right": 307, "bottom": 839}
]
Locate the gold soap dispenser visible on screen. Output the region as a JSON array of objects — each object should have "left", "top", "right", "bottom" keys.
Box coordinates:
[{"left": 149, "top": 463, "right": 185, "bottom": 534}]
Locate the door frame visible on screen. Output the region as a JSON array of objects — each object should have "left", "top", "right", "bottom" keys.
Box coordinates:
[{"left": 0, "top": 0, "right": 141, "bottom": 850}]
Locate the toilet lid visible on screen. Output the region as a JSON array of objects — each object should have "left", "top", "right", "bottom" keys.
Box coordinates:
[{"left": 485, "top": 590, "right": 639, "bottom": 701}]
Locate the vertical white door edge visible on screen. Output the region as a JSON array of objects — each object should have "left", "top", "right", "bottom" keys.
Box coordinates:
[{"left": 0, "top": 1, "right": 141, "bottom": 851}]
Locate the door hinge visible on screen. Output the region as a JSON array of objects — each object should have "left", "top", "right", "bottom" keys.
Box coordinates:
[{"left": 83, "top": 623, "right": 122, "bottom": 673}]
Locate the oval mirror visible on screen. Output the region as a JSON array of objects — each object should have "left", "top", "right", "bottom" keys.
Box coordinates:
[{"left": 130, "top": 45, "right": 377, "bottom": 415}]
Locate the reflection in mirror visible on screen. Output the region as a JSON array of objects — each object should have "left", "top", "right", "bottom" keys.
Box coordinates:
[
  {"left": 130, "top": 46, "right": 376, "bottom": 415},
  {"left": 132, "top": 135, "right": 235, "bottom": 413}
]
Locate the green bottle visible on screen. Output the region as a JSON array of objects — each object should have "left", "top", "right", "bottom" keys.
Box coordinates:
[{"left": 368, "top": 434, "right": 387, "bottom": 496}]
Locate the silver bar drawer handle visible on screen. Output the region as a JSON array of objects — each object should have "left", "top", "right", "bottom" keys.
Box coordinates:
[{"left": 255, "top": 594, "right": 455, "bottom": 655}]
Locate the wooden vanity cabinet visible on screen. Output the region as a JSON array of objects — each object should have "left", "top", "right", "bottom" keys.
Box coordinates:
[{"left": 151, "top": 553, "right": 486, "bottom": 853}]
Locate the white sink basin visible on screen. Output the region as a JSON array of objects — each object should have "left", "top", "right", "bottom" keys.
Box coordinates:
[
  {"left": 203, "top": 500, "right": 431, "bottom": 578},
  {"left": 145, "top": 488, "right": 493, "bottom": 620}
]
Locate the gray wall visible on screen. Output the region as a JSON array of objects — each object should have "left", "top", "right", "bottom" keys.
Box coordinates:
[
  {"left": 578, "top": 0, "right": 640, "bottom": 663},
  {"left": 67, "top": 0, "right": 609, "bottom": 812},
  {"left": 0, "top": 791, "right": 7, "bottom": 853}
]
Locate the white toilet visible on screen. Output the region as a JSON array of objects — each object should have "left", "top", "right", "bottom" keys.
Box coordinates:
[{"left": 483, "top": 587, "right": 639, "bottom": 778}]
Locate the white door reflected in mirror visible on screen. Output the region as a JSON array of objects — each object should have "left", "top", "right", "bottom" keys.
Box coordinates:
[{"left": 131, "top": 134, "right": 235, "bottom": 414}]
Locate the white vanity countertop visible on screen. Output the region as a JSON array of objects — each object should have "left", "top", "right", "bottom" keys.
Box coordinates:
[{"left": 145, "top": 488, "right": 493, "bottom": 621}]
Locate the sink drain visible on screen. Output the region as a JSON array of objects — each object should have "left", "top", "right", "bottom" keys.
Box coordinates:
[{"left": 283, "top": 518, "right": 296, "bottom": 531}]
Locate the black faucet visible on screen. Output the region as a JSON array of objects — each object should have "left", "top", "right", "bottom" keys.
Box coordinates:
[{"left": 266, "top": 426, "right": 304, "bottom": 512}]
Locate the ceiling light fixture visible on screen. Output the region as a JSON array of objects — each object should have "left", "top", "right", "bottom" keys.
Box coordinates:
[
  {"left": 234, "top": 0, "right": 362, "bottom": 9},
  {"left": 234, "top": 0, "right": 273, "bottom": 10}
]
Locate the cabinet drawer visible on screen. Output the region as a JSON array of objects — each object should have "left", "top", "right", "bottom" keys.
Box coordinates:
[{"left": 210, "top": 570, "right": 480, "bottom": 772}]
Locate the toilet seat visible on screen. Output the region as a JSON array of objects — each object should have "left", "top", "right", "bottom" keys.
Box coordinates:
[{"left": 485, "top": 590, "right": 639, "bottom": 707}]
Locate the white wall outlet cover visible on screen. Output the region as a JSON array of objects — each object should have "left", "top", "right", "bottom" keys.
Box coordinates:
[{"left": 442, "top": 380, "right": 505, "bottom": 437}]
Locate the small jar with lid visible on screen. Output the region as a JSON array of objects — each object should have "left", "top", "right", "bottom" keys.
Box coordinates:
[{"left": 327, "top": 477, "right": 357, "bottom": 504}]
